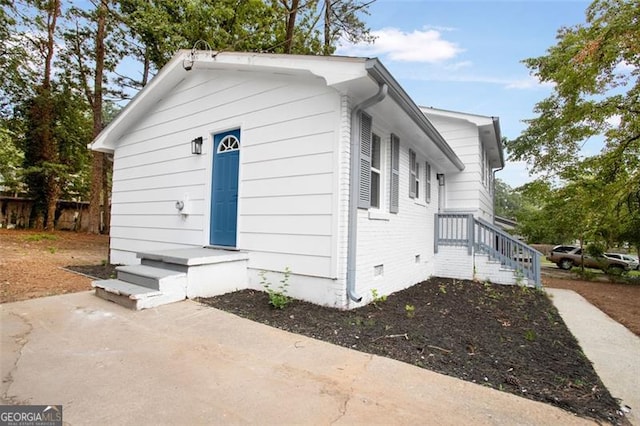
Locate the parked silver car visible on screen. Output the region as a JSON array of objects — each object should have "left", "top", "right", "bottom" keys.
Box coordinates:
[{"left": 604, "top": 253, "right": 639, "bottom": 270}]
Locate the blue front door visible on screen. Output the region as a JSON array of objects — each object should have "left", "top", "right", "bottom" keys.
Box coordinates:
[{"left": 210, "top": 129, "right": 240, "bottom": 247}]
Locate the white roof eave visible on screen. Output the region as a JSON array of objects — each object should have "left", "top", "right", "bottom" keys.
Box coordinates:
[
  {"left": 91, "top": 51, "right": 370, "bottom": 152},
  {"left": 365, "top": 60, "right": 465, "bottom": 171},
  {"left": 90, "top": 51, "right": 465, "bottom": 173},
  {"left": 91, "top": 53, "right": 188, "bottom": 152}
]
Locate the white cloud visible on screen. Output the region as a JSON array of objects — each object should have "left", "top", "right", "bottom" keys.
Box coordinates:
[
  {"left": 337, "top": 27, "right": 463, "bottom": 63},
  {"left": 505, "top": 75, "right": 554, "bottom": 90},
  {"left": 615, "top": 60, "right": 636, "bottom": 73},
  {"left": 605, "top": 115, "right": 621, "bottom": 127},
  {"left": 444, "top": 61, "right": 472, "bottom": 71}
]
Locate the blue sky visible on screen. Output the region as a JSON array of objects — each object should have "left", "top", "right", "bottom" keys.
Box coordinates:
[{"left": 336, "top": 0, "right": 593, "bottom": 188}]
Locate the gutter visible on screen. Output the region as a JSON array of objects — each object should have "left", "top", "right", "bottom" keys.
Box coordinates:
[
  {"left": 365, "top": 59, "right": 465, "bottom": 171},
  {"left": 492, "top": 116, "right": 505, "bottom": 168},
  {"left": 346, "top": 83, "right": 388, "bottom": 303},
  {"left": 491, "top": 117, "right": 504, "bottom": 224}
]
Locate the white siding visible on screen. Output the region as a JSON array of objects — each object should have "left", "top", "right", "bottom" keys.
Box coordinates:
[
  {"left": 110, "top": 70, "right": 342, "bottom": 279},
  {"left": 351, "top": 119, "right": 440, "bottom": 307},
  {"left": 425, "top": 115, "right": 494, "bottom": 221}
]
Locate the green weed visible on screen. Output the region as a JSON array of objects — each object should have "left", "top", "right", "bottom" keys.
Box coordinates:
[
  {"left": 405, "top": 304, "right": 416, "bottom": 318},
  {"left": 484, "top": 282, "right": 502, "bottom": 300},
  {"left": 524, "top": 329, "right": 537, "bottom": 342},
  {"left": 260, "top": 267, "right": 292, "bottom": 309},
  {"left": 514, "top": 269, "right": 525, "bottom": 286},
  {"left": 371, "top": 288, "right": 387, "bottom": 307},
  {"left": 23, "top": 233, "right": 57, "bottom": 242}
]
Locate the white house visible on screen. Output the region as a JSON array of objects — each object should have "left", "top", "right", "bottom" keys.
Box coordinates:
[{"left": 91, "top": 50, "right": 539, "bottom": 310}]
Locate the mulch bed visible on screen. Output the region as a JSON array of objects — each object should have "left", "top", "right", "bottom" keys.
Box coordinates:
[
  {"left": 68, "top": 263, "right": 627, "bottom": 424},
  {"left": 67, "top": 264, "right": 118, "bottom": 280},
  {"left": 198, "top": 278, "right": 627, "bottom": 425}
]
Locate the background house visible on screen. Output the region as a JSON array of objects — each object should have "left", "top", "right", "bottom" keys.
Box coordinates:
[{"left": 91, "top": 51, "right": 537, "bottom": 310}]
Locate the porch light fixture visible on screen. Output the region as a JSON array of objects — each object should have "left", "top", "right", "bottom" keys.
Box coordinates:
[
  {"left": 182, "top": 39, "right": 215, "bottom": 71},
  {"left": 437, "top": 173, "right": 445, "bottom": 186},
  {"left": 191, "top": 137, "right": 203, "bottom": 155}
]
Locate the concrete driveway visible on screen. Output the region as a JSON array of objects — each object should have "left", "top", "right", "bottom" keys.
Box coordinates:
[{"left": 1, "top": 291, "right": 595, "bottom": 425}]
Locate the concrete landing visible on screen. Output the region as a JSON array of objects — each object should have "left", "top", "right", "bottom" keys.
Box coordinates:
[
  {"left": 2, "top": 291, "right": 595, "bottom": 425},
  {"left": 137, "top": 247, "right": 248, "bottom": 266},
  {"left": 546, "top": 288, "right": 640, "bottom": 425}
]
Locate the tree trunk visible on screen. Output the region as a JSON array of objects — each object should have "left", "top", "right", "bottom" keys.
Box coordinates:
[
  {"left": 323, "top": 0, "right": 331, "bottom": 55},
  {"left": 35, "top": 0, "right": 60, "bottom": 231},
  {"left": 88, "top": 0, "right": 108, "bottom": 234},
  {"left": 88, "top": 152, "right": 104, "bottom": 233},
  {"left": 45, "top": 175, "right": 60, "bottom": 231},
  {"left": 284, "top": 0, "right": 299, "bottom": 53}
]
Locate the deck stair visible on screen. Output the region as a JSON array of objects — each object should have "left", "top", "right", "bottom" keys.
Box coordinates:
[
  {"left": 93, "top": 248, "right": 249, "bottom": 310},
  {"left": 434, "top": 213, "right": 542, "bottom": 287}
]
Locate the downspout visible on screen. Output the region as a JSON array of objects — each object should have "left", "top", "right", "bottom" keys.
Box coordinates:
[
  {"left": 346, "top": 83, "right": 388, "bottom": 303},
  {"left": 491, "top": 116, "right": 504, "bottom": 223}
]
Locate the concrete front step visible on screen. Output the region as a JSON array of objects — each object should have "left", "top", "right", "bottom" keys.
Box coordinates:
[
  {"left": 140, "top": 259, "right": 189, "bottom": 273},
  {"left": 137, "top": 247, "right": 249, "bottom": 266},
  {"left": 92, "top": 279, "right": 186, "bottom": 310},
  {"left": 93, "top": 247, "right": 250, "bottom": 310},
  {"left": 115, "top": 265, "right": 187, "bottom": 291}
]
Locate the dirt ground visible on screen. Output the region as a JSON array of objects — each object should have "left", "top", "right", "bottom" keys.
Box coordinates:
[
  {"left": 543, "top": 271, "right": 640, "bottom": 337},
  {"left": 0, "top": 229, "right": 109, "bottom": 303}
]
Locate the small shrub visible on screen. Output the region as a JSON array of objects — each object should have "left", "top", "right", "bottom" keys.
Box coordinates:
[
  {"left": 260, "top": 267, "right": 292, "bottom": 309},
  {"left": 585, "top": 243, "right": 605, "bottom": 258},
  {"left": 571, "top": 267, "right": 597, "bottom": 281}
]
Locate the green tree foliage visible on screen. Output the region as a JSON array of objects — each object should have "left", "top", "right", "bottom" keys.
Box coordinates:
[
  {"left": 506, "top": 0, "right": 639, "bottom": 252},
  {"left": 3, "top": 0, "right": 373, "bottom": 231},
  {"left": 0, "top": 127, "right": 25, "bottom": 195},
  {"left": 118, "top": 0, "right": 295, "bottom": 84},
  {"left": 118, "top": 0, "right": 373, "bottom": 87},
  {"left": 4, "top": 1, "right": 93, "bottom": 229},
  {"left": 513, "top": 181, "right": 574, "bottom": 245},
  {"left": 494, "top": 178, "right": 523, "bottom": 220}
]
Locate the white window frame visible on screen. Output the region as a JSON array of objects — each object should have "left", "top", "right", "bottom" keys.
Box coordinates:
[
  {"left": 409, "top": 149, "right": 417, "bottom": 199},
  {"left": 425, "top": 161, "right": 431, "bottom": 203},
  {"left": 481, "top": 146, "right": 486, "bottom": 188},
  {"left": 415, "top": 162, "right": 421, "bottom": 199},
  {"left": 390, "top": 134, "right": 400, "bottom": 213}
]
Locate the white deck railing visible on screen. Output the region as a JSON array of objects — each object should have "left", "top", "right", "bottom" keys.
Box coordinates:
[{"left": 435, "top": 213, "right": 542, "bottom": 287}]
